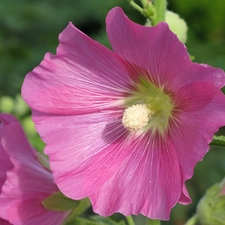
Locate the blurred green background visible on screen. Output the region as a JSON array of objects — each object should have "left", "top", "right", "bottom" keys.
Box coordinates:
[{"left": 0, "top": 0, "right": 225, "bottom": 224}]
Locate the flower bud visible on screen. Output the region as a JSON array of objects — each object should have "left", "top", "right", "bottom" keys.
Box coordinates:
[
  {"left": 165, "top": 10, "right": 188, "bottom": 43},
  {"left": 196, "top": 179, "right": 225, "bottom": 225},
  {"left": 145, "top": 10, "right": 188, "bottom": 43}
]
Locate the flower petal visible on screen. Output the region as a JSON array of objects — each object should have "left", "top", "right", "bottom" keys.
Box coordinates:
[
  {"left": 32, "top": 110, "right": 186, "bottom": 220},
  {"left": 106, "top": 7, "right": 225, "bottom": 89},
  {"left": 0, "top": 114, "right": 15, "bottom": 192},
  {"left": 178, "top": 186, "right": 191, "bottom": 204},
  {"left": 0, "top": 146, "right": 12, "bottom": 191},
  {"left": 0, "top": 113, "right": 17, "bottom": 136},
  {"left": 186, "top": 63, "right": 225, "bottom": 89},
  {"left": 0, "top": 194, "right": 69, "bottom": 225},
  {"left": 0, "top": 116, "right": 69, "bottom": 225},
  {"left": 170, "top": 82, "right": 225, "bottom": 182},
  {"left": 0, "top": 121, "right": 57, "bottom": 197},
  {"left": 22, "top": 22, "right": 136, "bottom": 115},
  {"left": 31, "top": 109, "right": 131, "bottom": 199},
  {"left": 89, "top": 133, "right": 182, "bottom": 220}
]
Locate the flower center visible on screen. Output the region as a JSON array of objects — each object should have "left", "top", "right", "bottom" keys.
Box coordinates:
[
  {"left": 123, "top": 77, "right": 174, "bottom": 135},
  {"left": 122, "top": 104, "right": 154, "bottom": 131}
]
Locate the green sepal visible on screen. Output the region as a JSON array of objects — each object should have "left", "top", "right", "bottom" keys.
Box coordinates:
[
  {"left": 211, "top": 135, "right": 225, "bottom": 148},
  {"left": 42, "top": 191, "right": 79, "bottom": 211},
  {"left": 140, "top": 0, "right": 156, "bottom": 25},
  {"left": 139, "top": 76, "right": 150, "bottom": 89},
  {"left": 143, "top": 2, "right": 155, "bottom": 18}
]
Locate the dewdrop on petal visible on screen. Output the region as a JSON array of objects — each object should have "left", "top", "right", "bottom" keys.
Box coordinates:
[{"left": 122, "top": 104, "right": 154, "bottom": 131}]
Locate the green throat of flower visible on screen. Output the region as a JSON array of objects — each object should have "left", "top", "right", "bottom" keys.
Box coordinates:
[{"left": 122, "top": 77, "right": 173, "bottom": 135}]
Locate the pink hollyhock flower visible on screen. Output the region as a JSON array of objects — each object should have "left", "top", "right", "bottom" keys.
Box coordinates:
[
  {"left": 21, "top": 7, "right": 225, "bottom": 220},
  {"left": 0, "top": 117, "right": 13, "bottom": 225},
  {"left": 0, "top": 113, "right": 71, "bottom": 225}
]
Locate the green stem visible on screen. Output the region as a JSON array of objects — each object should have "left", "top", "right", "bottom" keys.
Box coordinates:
[
  {"left": 184, "top": 214, "right": 198, "bottom": 225},
  {"left": 126, "top": 216, "right": 136, "bottom": 225},
  {"left": 154, "top": 0, "right": 167, "bottom": 23},
  {"left": 146, "top": 218, "right": 161, "bottom": 225},
  {"left": 128, "top": 0, "right": 144, "bottom": 15},
  {"left": 140, "top": 0, "right": 157, "bottom": 25}
]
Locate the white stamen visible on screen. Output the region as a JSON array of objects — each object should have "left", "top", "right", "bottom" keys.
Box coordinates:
[{"left": 122, "top": 104, "right": 154, "bottom": 131}]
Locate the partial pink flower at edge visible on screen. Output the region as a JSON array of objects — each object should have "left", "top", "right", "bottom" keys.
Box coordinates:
[
  {"left": 0, "top": 113, "right": 70, "bottom": 225},
  {"left": 0, "top": 219, "right": 11, "bottom": 225},
  {"left": 0, "top": 115, "right": 15, "bottom": 225},
  {"left": 21, "top": 7, "right": 225, "bottom": 220}
]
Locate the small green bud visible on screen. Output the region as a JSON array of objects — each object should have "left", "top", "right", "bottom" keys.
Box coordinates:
[
  {"left": 0, "top": 96, "right": 14, "bottom": 113},
  {"left": 197, "top": 181, "right": 225, "bottom": 225},
  {"left": 14, "top": 95, "right": 30, "bottom": 116},
  {"left": 145, "top": 10, "right": 188, "bottom": 44},
  {"left": 165, "top": 10, "right": 188, "bottom": 43}
]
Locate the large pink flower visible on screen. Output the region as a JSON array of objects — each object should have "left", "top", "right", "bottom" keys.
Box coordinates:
[
  {"left": 21, "top": 7, "right": 225, "bottom": 220},
  {"left": 0, "top": 113, "right": 70, "bottom": 225}
]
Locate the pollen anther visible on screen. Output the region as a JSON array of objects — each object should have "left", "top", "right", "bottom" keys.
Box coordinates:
[{"left": 122, "top": 104, "right": 154, "bottom": 131}]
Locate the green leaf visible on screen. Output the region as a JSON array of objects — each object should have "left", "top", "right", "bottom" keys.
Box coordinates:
[
  {"left": 211, "top": 135, "right": 225, "bottom": 147},
  {"left": 91, "top": 215, "right": 126, "bottom": 225},
  {"left": 42, "top": 191, "right": 79, "bottom": 211},
  {"left": 184, "top": 215, "right": 198, "bottom": 225},
  {"left": 63, "top": 198, "right": 91, "bottom": 224},
  {"left": 146, "top": 219, "right": 161, "bottom": 225},
  {"left": 63, "top": 217, "right": 100, "bottom": 225},
  {"left": 118, "top": 220, "right": 126, "bottom": 225},
  {"left": 64, "top": 217, "right": 106, "bottom": 225}
]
